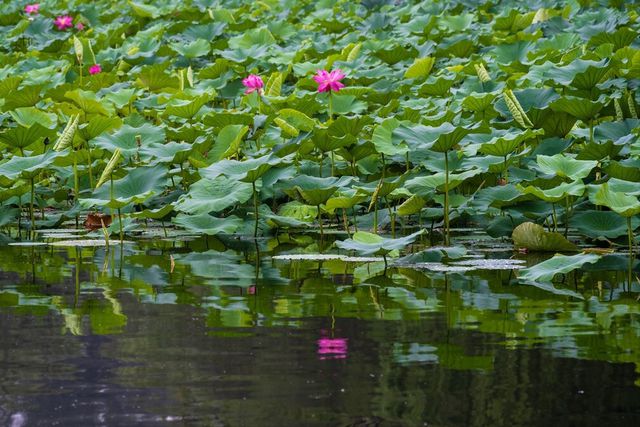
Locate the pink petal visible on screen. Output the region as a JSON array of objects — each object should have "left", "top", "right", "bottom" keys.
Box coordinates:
[{"left": 317, "top": 82, "right": 330, "bottom": 92}]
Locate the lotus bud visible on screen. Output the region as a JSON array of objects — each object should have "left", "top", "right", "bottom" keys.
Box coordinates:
[
  {"left": 53, "top": 114, "right": 80, "bottom": 151},
  {"left": 96, "top": 149, "right": 122, "bottom": 189}
]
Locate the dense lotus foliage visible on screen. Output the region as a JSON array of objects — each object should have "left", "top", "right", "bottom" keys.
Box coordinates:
[{"left": 0, "top": 0, "right": 639, "bottom": 284}]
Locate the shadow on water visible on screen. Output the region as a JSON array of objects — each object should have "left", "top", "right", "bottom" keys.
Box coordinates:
[{"left": 0, "top": 233, "right": 639, "bottom": 426}]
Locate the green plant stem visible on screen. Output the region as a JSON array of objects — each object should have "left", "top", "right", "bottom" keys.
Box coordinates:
[
  {"left": 73, "top": 156, "right": 79, "bottom": 228},
  {"left": 330, "top": 151, "right": 335, "bottom": 176},
  {"left": 564, "top": 195, "right": 570, "bottom": 237},
  {"left": 87, "top": 143, "right": 93, "bottom": 189},
  {"left": 551, "top": 203, "right": 558, "bottom": 232},
  {"left": 342, "top": 208, "right": 350, "bottom": 237},
  {"left": 628, "top": 216, "right": 634, "bottom": 289},
  {"left": 117, "top": 207, "right": 123, "bottom": 243},
  {"left": 30, "top": 177, "right": 35, "bottom": 232},
  {"left": 328, "top": 92, "right": 333, "bottom": 122},
  {"left": 443, "top": 150, "right": 450, "bottom": 246},
  {"left": 253, "top": 181, "right": 259, "bottom": 238},
  {"left": 317, "top": 205, "right": 323, "bottom": 239},
  {"left": 352, "top": 207, "right": 358, "bottom": 232},
  {"left": 503, "top": 155, "right": 508, "bottom": 182}
]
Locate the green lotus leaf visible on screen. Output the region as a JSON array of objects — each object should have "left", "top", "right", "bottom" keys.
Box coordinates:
[
  {"left": 536, "top": 154, "right": 597, "bottom": 180},
  {"left": 173, "top": 213, "right": 243, "bottom": 235},
  {"left": 591, "top": 183, "right": 640, "bottom": 217},
  {"left": 0, "top": 150, "right": 64, "bottom": 180},
  {"left": 404, "top": 56, "right": 435, "bottom": 79},
  {"left": 517, "top": 180, "right": 585, "bottom": 203},
  {"left": 81, "top": 166, "right": 167, "bottom": 209},
  {"left": 549, "top": 96, "right": 604, "bottom": 121},
  {"left": 9, "top": 107, "right": 57, "bottom": 129},
  {"left": 201, "top": 155, "right": 285, "bottom": 183},
  {"left": 372, "top": 118, "right": 408, "bottom": 156},
  {"left": 170, "top": 39, "right": 211, "bottom": 58},
  {"left": 65, "top": 90, "right": 115, "bottom": 116},
  {"left": 394, "top": 122, "right": 477, "bottom": 152},
  {"left": 518, "top": 253, "right": 601, "bottom": 283},
  {"left": 163, "top": 94, "right": 211, "bottom": 119},
  {"left": 335, "top": 230, "right": 424, "bottom": 256},
  {"left": 228, "top": 28, "right": 275, "bottom": 50},
  {"left": 0, "top": 123, "right": 55, "bottom": 150},
  {"left": 479, "top": 128, "right": 543, "bottom": 157},
  {"left": 324, "top": 191, "right": 367, "bottom": 213},
  {"left": 397, "top": 195, "right": 426, "bottom": 216},
  {"left": 545, "top": 59, "right": 610, "bottom": 90},
  {"left": 283, "top": 175, "right": 352, "bottom": 206},
  {"left": 572, "top": 211, "right": 640, "bottom": 239},
  {"left": 174, "top": 176, "right": 252, "bottom": 215},
  {"left": 208, "top": 125, "right": 249, "bottom": 162},
  {"left": 512, "top": 222, "right": 578, "bottom": 252},
  {"left": 93, "top": 123, "right": 165, "bottom": 160}
]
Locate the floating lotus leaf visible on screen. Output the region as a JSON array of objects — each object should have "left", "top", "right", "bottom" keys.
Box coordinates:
[
  {"left": 519, "top": 253, "right": 601, "bottom": 283},
  {"left": 174, "top": 176, "right": 252, "bottom": 215},
  {"left": 335, "top": 230, "right": 424, "bottom": 256},
  {"left": 172, "top": 213, "right": 243, "bottom": 235}
]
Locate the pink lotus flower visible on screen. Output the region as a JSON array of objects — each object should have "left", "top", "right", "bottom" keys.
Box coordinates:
[
  {"left": 242, "top": 74, "right": 264, "bottom": 94},
  {"left": 317, "top": 337, "right": 348, "bottom": 360},
  {"left": 313, "top": 69, "right": 345, "bottom": 93},
  {"left": 54, "top": 15, "right": 73, "bottom": 31},
  {"left": 24, "top": 4, "right": 39, "bottom": 14},
  {"left": 75, "top": 22, "right": 85, "bottom": 31},
  {"left": 88, "top": 64, "right": 101, "bottom": 75}
]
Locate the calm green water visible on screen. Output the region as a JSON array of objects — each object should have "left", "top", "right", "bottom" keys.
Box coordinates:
[{"left": 0, "top": 233, "right": 639, "bottom": 426}]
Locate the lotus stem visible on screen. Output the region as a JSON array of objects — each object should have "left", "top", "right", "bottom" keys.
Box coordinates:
[
  {"left": 330, "top": 152, "right": 335, "bottom": 177},
  {"left": 385, "top": 197, "right": 395, "bottom": 238},
  {"left": 317, "top": 204, "right": 323, "bottom": 240},
  {"left": 342, "top": 208, "right": 350, "bottom": 236},
  {"left": 443, "top": 149, "right": 450, "bottom": 246},
  {"left": 551, "top": 203, "right": 558, "bottom": 232},
  {"left": 30, "top": 177, "right": 35, "bottom": 233},
  {"left": 87, "top": 142, "right": 93, "bottom": 189},
  {"left": 253, "top": 181, "right": 259, "bottom": 238},
  {"left": 628, "top": 216, "right": 634, "bottom": 289},
  {"left": 352, "top": 206, "right": 358, "bottom": 232},
  {"left": 117, "top": 207, "right": 123, "bottom": 243},
  {"left": 73, "top": 156, "right": 79, "bottom": 228},
  {"left": 328, "top": 92, "right": 333, "bottom": 122},
  {"left": 564, "top": 195, "right": 570, "bottom": 237},
  {"left": 319, "top": 151, "right": 323, "bottom": 178}
]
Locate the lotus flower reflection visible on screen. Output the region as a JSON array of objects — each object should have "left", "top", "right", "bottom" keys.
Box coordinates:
[{"left": 317, "top": 336, "right": 348, "bottom": 360}]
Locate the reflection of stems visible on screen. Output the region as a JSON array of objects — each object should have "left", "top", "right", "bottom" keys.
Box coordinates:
[
  {"left": 253, "top": 181, "right": 259, "bottom": 237},
  {"left": 627, "top": 216, "right": 634, "bottom": 289},
  {"left": 443, "top": 150, "right": 450, "bottom": 246}
]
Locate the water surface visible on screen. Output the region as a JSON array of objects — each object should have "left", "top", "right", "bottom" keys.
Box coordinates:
[{"left": 1, "top": 234, "right": 639, "bottom": 426}]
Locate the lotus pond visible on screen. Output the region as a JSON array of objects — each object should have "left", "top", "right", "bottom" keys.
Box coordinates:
[{"left": 1, "top": 0, "right": 640, "bottom": 424}]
